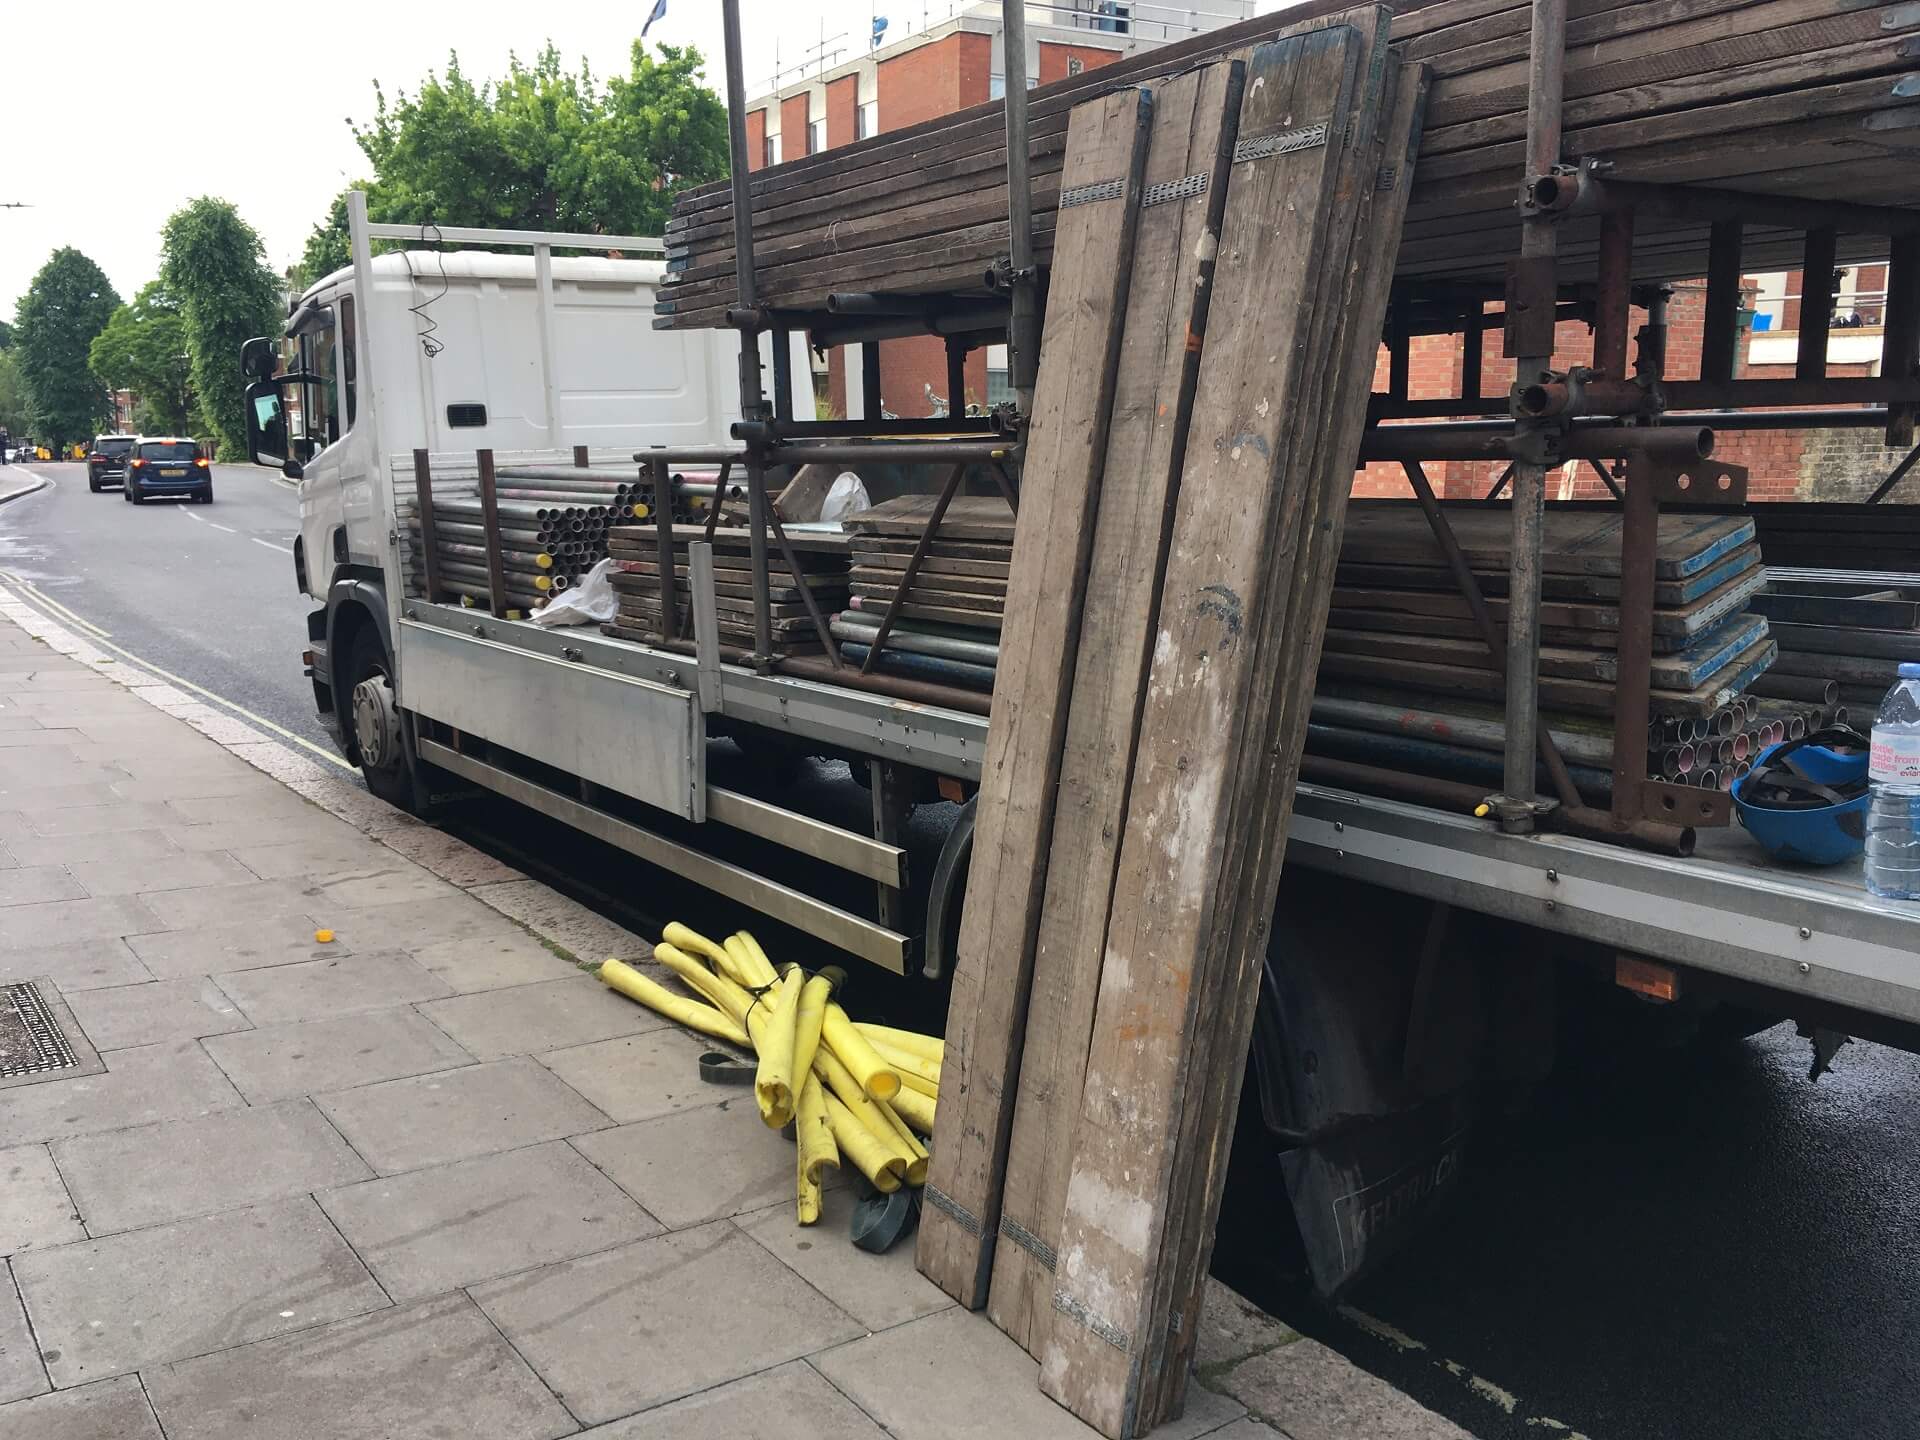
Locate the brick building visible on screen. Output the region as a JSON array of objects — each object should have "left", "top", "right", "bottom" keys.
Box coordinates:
[
  {"left": 742, "top": 2, "right": 1255, "bottom": 421},
  {"left": 1355, "top": 259, "right": 1912, "bottom": 506}
]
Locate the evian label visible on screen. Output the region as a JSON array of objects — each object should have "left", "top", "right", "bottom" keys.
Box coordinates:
[{"left": 1870, "top": 729, "right": 1920, "bottom": 783}]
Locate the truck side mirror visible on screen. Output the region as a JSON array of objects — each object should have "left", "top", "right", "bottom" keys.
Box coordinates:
[
  {"left": 243, "top": 379, "right": 291, "bottom": 471},
  {"left": 241, "top": 336, "right": 279, "bottom": 382}
]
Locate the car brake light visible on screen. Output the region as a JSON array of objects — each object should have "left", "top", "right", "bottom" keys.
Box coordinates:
[
  {"left": 129, "top": 458, "right": 147, "bottom": 469},
  {"left": 195, "top": 457, "right": 210, "bottom": 468}
]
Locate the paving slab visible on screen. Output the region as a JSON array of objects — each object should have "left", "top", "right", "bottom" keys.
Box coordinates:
[
  {"left": 203, "top": 1008, "right": 475, "bottom": 1104},
  {"left": 1197, "top": 1277, "right": 1306, "bottom": 1375},
  {"left": 1211, "top": 1336, "right": 1475, "bottom": 1440},
  {"left": 408, "top": 932, "right": 584, "bottom": 993},
  {"left": 233, "top": 833, "right": 405, "bottom": 881},
  {"left": 812, "top": 1307, "right": 1247, "bottom": 1440},
  {"left": 0, "top": 1267, "right": 46, "bottom": 1404},
  {"left": 1198, "top": 1422, "right": 1289, "bottom": 1440},
  {"left": 65, "top": 850, "right": 257, "bottom": 897},
  {"left": 317, "top": 1056, "right": 611, "bottom": 1174},
  {"left": 580, "top": 1360, "right": 890, "bottom": 1438},
  {"left": 419, "top": 975, "right": 668, "bottom": 1062},
  {"left": 12, "top": 1195, "right": 388, "bottom": 1387},
  {"left": 127, "top": 915, "right": 344, "bottom": 980},
  {"left": 0, "top": 894, "right": 164, "bottom": 951},
  {"left": 211, "top": 951, "right": 452, "bottom": 1025},
  {"left": 309, "top": 862, "right": 452, "bottom": 910},
  {"left": 162, "top": 814, "right": 344, "bottom": 853},
  {"left": 0, "top": 866, "right": 85, "bottom": 907},
  {"left": 0, "top": 1375, "right": 164, "bottom": 1440},
  {"left": 739, "top": 1190, "right": 954, "bottom": 1331},
  {"left": 467, "top": 879, "right": 649, "bottom": 962},
  {"left": 319, "top": 1138, "right": 661, "bottom": 1299},
  {"left": 325, "top": 892, "right": 534, "bottom": 949},
  {"left": 166, "top": 791, "right": 323, "bottom": 825},
  {"left": 0, "top": 939, "right": 151, "bottom": 992},
  {"left": 0, "top": 1039, "right": 244, "bottom": 1147},
  {"left": 0, "top": 1145, "right": 82, "bottom": 1256},
  {"left": 143, "top": 1293, "right": 576, "bottom": 1440},
  {"left": 471, "top": 1221, "right": 863, "bottom": 1425},
  {"left": 9, "top": 827, "right": 182, "bottom": 866},
  {"left": 0, "top": 728, "right": 84, "bottom": 748},
  {"left": 140, "top": 877, "right": 321, "bottom": 930},
  {"left": 54, "top": 1099, "right": 370, "bottom": 1235},
  {"left": 536, "top": 1027, "right": 718, "bottom": 1124},
  {"left": 376, "top": 825, "right": 524, "bottom": 887},
  {"left": 22, "top": 801, "right": 183, "bottom": 837},
  {"left": 572, "top": 1101, "right": 803, "bottom": 1229},
  {"left": 111, "top": 772, "right": 276, "bottom": 803},
  {"left": 64, "top": 976, "right": 249, "bottom": 1051}
]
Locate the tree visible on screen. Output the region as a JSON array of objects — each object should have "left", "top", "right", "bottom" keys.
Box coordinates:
[
  {"left": 294, "top": 192, "right": 353, "bottom": 292},
  {"left": 0, "top": 351, "right": 26, "bottom": 437},
  {"left": 14, "top": 249, "right": 119, "bottom": 447},
  {"left": 295, "top": 41, "right": 727, "bottom": 263},
  {"left": 89, "top": 282, "right": 195, "bottom": 435},
  {"left": 0, "top": 319, "right": 14, "bottom": 350},
  {"left": 161, "top": 198, "right": 285, "bottom": 460}
]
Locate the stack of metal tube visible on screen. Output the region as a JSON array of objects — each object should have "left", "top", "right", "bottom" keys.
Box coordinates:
[{"left": 1649, "top": 696, "right": 1804, "bottom": 793}]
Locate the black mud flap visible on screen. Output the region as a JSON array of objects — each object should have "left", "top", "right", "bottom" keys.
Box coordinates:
[{"left": 1278, "top": 1092, "right": 1473, "bottom": 1296}]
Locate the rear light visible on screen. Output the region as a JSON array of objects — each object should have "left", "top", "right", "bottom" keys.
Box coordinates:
[
  {"left": 129, "top": 458, "right": 147, "bottom": 469},
  {"left": 195, "top": 457, "right": 210, "bottom": 468}
]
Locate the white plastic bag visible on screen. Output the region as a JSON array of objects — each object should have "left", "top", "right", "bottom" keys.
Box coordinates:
[
  {"left": 532, "top": 557, "right": 618, "bottom": 627},
  {"left": 819, "top": 471, "right": 872, "bottom": 523}
]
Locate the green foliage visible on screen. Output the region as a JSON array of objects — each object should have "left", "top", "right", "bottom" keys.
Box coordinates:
[
  {"left": 295, "top": 41, "right": 727, "bottom": 262},
  {"left": 88, "top": 282, "right": 195, "bottom": 436},
  {"left": 161, "top": 198, "right": 285, "bottom": 460},
  {"left": 0, "top": 351, "right": 26, "bottom": 436},
  {"left": 295, "top": 192, "right": 354, "bottom": 292},
  {"left": 14, "top": 248, "right": 119, "bottom": 447},
  {"left": 0, "top": 319, "right": 14, "bottom": 349}
]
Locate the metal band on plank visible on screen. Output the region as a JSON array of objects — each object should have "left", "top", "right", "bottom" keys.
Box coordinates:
[
  {"left": 1053, "top": 1289, "right": 1132, "bottom": 1352},
  {"left": 1233, "top": 122, "right": 1330, "bottom": 164},
  {"left": 1060, "top": 178, "right": 1126, "bottom": 210},
  {"left": 1143, "top": 171, "right": 1209, "bottom": 208},
  {"left": 999, "top": 1213, "right": 1059, "bottom": 1271},
  {"left": 924, "top": 1184, "right": 982, "bottom": 1236}
]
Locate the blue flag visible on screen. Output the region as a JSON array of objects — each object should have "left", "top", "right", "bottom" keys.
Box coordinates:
[
  {"left": 642, "top": 0, "right": 667, "bottom": 37},
  {"left": 872, "top": 15, "right": 888, "bottom": 46}
]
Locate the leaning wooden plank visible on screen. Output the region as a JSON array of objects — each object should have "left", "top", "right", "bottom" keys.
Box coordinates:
[
  {"left": 985, "top": 57, "right": 1248, "bottom": 1358},
  {"left": 1142, "top": 46, "right": 1422, "bottom": 1427},
  {"left": 915, "top": 86, "right": 1157, "bottom": 1311},
  {"left": 1038, "top": 26, "right": 1368, "bottom": 1438}
]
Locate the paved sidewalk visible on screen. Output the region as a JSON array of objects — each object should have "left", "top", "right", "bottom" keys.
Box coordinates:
[
  {"left": 0, "top": 598, "right": 1471, "bottom": 1439},
  {"left": 0, "top": 468, "right": 49, "bottom": 507}
]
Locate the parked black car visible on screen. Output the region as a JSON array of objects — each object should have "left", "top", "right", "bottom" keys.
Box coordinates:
[
  {"left": 87, "top": 435, "right": 138, "bottom": 492},
  {"left": 124, "top": 437, "right": 213, "bottom": 504}
]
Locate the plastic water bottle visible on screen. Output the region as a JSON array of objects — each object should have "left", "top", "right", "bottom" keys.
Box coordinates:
[{"left": 1866, "top": 661, "right": 1920, "bottom": 900}]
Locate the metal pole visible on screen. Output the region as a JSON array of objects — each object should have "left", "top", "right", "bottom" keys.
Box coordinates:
[
  {"left": 1501, "top": 0, "right": 1568, "bottom": 829},
  {"left": 411, "top": 450, "right": 445, "bottom": 604},
  {"left": 723, "top": 0, "right": 774, "bottom": 666},
  {"left": 476, "top": 449, "right": 509, "bottom": 619},
  {"left": 1001, "top": 0, "right": 1039, "bottom": 416}
]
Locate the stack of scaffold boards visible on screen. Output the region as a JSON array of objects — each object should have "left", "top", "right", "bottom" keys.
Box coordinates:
[
  {"left": 832, "top": 495, "right": 1015, "bottom": 693},
  {"left": 918, "top": 22, "right": 1424, "bottom": 1438},
  {"left": 1306, "top": 501, "right": 1783, "bottom": 798},
  {"left": 593, "top": 925, "right": 939, "bottom": 1224},
  {"left": 601, "top": 525, "right": 849, "bottom": 653},
  {"left": 654, "top": 0, "right": 1920, "bottom": 329}
]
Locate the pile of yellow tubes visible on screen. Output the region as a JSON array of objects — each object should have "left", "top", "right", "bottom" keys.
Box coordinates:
[{"left": 597, "top": 922, "right": 943, "bottom": 1225}]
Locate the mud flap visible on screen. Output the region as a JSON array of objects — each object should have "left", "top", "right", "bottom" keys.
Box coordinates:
[{"left": 1277, "top": 1092, "right": 1473, "bottom": 1296}]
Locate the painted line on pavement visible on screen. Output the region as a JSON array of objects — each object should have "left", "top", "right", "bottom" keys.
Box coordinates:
[
  {"left": 180, "top": 506, "right": 205, "bottom": 523},
  {"left": 209, "top": 522, "right": 237, "bottom": 533},
  {"left": 0, "top": 573, "right": 353, "bottom": 772},
  {"left": 252, "top": 537, "right": 294, "bottom": 555}
]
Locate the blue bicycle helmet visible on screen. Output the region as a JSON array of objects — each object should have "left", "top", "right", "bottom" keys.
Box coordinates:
[{"left": 1733, "top": 727, "right": 1871, "bottom": 867}]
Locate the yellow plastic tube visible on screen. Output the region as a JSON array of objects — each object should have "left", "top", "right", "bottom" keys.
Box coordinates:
[
  {"left": 652, "top": 942, "right": 752, "bottom": 1023},
  {"left": 721, "top": 934, "right": 773, "bottom": 991},
  {"left": 873, "top": 1097, "right": 929, "bottom": 1186},
  {"left": 736, "top": 931, "right": 783, "bottom": 989},
  {"left": 662, "top": 922, "right": 739, "bottom": 977},
  {"left": 822, "top": 1003, "right": 900, "bottom": 1102},
  {"left": 598, "top": 959, "right": 749, "bottom": 1047},
  {"left": 791, "top": 974, "right": 834, "bottom": 1094},
  {"left": 866, "top": 1039, "right": 940, "bottom": 1096},
  {"left": 796, "top": 1135, "right": 822, "bottom": 1225},
  {"left": 815, "top": 1047, "right": 915, "bottom": 1166},
  {"left": 824, "top": 1091, "right": 904, "bottom": 1191},
  {"left": 796, "top": 1074, "right": 839, "bottom": 1187},
  {"left": 856, "top": 1023, "right": 945, "bottom": 1064},
  {"left": 755, "top": 964, "right": 805, "bottom": 1128},
  {"left": 889, "top": 1082, "right": 936, "bottom": 1135}
]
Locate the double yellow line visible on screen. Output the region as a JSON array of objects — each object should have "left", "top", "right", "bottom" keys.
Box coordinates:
[{"left": 0, "top": 571, "right": 356, "bottom": 773}]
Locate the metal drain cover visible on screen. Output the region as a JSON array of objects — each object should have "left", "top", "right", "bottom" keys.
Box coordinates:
[{"left": 0, "top": 979, "right": 105, "bottom": 1090}]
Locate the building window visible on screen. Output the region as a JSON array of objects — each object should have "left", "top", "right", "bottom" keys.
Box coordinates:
[
  {"left": 990, "top": 73, "right": 1004, "bottom": 99},
  {"left": 1067, "top": 56, "right": 1084, "bottom": 76},
  {"left": 857, "top": 100, "right": 878, "bottom": 140},
  {"left": 768, "top": 133, "right": 783, "bottom": 166},
  {"left": 762, "top": 134, "right": 775, "bottom": 168},
  {"left": 809, "top": 117, "right": 826, "bottom": 155},
  {"left": 985, "top": 344, "right": 1013, "bottom": 409}
]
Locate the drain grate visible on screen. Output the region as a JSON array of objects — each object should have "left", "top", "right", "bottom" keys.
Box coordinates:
[{"left": 0, "top": 980, "right": 81, "bottom": 1078}]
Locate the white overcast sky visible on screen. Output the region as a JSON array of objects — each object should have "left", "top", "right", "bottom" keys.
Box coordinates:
[{"left": 0, "top": 0, "right": 1286, "bottom": 322}]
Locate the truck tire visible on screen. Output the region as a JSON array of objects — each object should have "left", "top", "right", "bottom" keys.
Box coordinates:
[{"left": 346, "top": 627, "right": 427, "bottom": 813}]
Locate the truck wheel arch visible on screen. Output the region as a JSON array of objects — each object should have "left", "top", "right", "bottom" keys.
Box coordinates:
[{"left": 325, "top": 577, "right": 394, "bottom": 762}]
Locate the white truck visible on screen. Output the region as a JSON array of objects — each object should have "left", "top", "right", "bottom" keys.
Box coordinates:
[{"left": 243, "top": 197, "right": 1920, "bottom": 1296}]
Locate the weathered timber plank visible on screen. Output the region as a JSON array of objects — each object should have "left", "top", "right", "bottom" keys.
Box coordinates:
[{"left": 915, "top": 84, "right": 1157, "bottom": 1312}]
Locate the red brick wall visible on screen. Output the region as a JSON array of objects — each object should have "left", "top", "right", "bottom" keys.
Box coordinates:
[
  {"left": 781, "top": 94, "right": 812, "bottom": 158},
  {"left": 745, "top": 108, "right": 767, "bottom": 172},
  {"left": 1037, "top": 42, "right": 1121, "bottom": 85},
  {"left": 825, "top": 75, "right": 859, "bottom": 149}
]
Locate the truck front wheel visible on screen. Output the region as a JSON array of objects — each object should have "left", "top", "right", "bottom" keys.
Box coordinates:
[{"left": 346, "top": 628, "right": 424, "bottom": 812}]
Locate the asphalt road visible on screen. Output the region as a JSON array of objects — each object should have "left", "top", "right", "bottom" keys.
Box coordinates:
[
  {"left": 6, "top": 459, "right": 1920, "bottom": 1440},
  {"left": 0, "top": 462, "right": 335, "bottom": 761}
]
